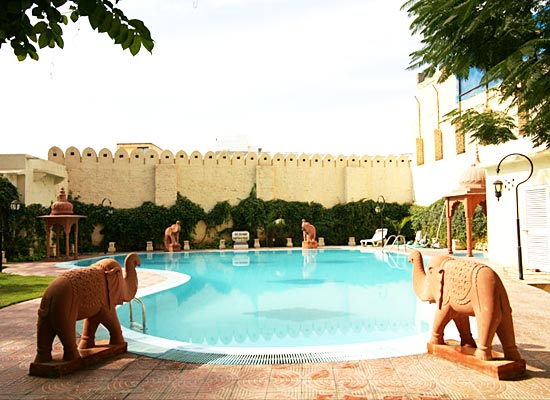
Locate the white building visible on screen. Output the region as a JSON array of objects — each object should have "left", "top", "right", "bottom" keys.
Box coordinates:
[
  {"left": 0, "top": 154, "right": 67, "bottom": 207},
  {"left": 412, "top": 69, "right": 550, "bottom": 272}
]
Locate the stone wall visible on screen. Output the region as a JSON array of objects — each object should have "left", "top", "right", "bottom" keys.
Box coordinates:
[{"left": 48, "top": 146, "right": 414, "bottom": 210}]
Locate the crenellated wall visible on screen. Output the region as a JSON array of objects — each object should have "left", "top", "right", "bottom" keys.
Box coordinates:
[{"left": 48, "top": 146, "right": 414, "bottom": 210}]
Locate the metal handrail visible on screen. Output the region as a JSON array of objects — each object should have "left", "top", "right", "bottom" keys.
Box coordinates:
[
  {"left": 382, "top": 234, "right": 407, "bottom": 252},
  {"left": 129, "top": 297, "right": 147, "bottom": 333}
]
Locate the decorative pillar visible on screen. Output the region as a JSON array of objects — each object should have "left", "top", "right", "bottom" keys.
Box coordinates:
[
  {"left": 444, "top": 152, "right": 487, "bottom": 257},
  {"left": 446, "top": 200, "right": 453, "bottom": 255},
  {"left": 38, "top": 188, "right": 85, "bottom": 260}
]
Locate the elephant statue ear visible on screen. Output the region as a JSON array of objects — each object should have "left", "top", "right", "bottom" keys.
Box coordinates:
[{"left": 105, "top": 264, "right": 124, "bottom": 310}]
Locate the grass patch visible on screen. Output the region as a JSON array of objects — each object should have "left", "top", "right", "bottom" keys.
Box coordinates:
[{"left": 0, "top": 274, "right": 56, "bottom": 308}]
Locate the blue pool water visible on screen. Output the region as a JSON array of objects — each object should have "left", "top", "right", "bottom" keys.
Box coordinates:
[{"left": 65, "top": 249, "right": 432, "bottom": 354}]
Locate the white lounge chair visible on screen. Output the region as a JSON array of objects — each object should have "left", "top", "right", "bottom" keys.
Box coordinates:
[{"left": 360, "top": 228, "right": 388, "bottom": 247}]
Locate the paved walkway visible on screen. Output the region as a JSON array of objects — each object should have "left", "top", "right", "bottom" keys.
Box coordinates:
[{"left": 1, "top": 250, "right": 550, "bottom": 399}]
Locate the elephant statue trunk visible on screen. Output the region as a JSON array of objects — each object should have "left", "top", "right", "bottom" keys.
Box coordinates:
[
  {"left": 33, "top": 252, "right": 141, "bottom": 363},
  {"left": 121, "top": 253, "right": 140, "bottom": 302},
  {"left": 409, "top": 250, "right": 437, "bottom": 303},
  {"left": 408, "top": 250, "right": 523, "bottom": 362}
]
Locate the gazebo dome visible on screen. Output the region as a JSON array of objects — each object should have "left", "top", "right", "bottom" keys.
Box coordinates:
[
  {"left": 456, "top": 149, "right": 486, "bottom": 191},
  {"left": 50, "top": 188, "right": 74, "bottom": 215},
  {"left": 459, "top": 162, "right": 486, "bottom": 189}
]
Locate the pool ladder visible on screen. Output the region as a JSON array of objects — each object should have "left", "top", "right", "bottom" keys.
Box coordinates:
[
  {"left": 129, "top": 297, "right": 147, "bottom": 333},
  {"left": 382, "top": 234, "right": 407, "bottom": 252}
]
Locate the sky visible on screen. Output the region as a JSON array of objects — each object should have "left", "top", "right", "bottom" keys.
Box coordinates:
[{"left": 1, "top": 0, "right": 421, "bottom": 160}]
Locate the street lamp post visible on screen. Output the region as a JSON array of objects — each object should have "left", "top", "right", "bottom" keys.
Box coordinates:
[
  {"left": 375, "top": 195, "right": 386, "bottom": 246},
  {"left": 493, "top": 153, "right": 533, "bottom": 280},
  {"left": 0, "top": 200, "right": 22, "bottom": 272},
  {"left": 101, "top": 198, "right": 113, "bottom": 254}
]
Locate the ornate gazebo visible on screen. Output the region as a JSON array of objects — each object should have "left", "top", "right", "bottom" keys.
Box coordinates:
[
  {"left": 39, "top": 188, "right": 86, "bottom": 260},
  {"left": 445, "top": 153, "right": 487, "bottom": 257}
]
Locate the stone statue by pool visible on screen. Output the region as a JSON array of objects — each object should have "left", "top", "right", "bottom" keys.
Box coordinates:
[
  {"left": 30, "top": 253, "right": 141, "bottom": 377},
  {"left": 164, "top": 221, "right": 182, "bottom": 252},
  {"left": 408, "top": 250, "right": 525, "bottom": 379},
  {"left": 301, "top": 219, "right": 318, "bottom": 249}
]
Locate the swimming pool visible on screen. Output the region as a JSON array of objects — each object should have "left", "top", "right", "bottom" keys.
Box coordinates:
[{"left": 64, "top": 248, "right": 455, "bottom": 363}]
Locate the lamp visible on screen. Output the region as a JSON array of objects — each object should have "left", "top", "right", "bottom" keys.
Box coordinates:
[
  {"left": 494, "top": 153, "right": 533, "bottom": 280},
  {"left": 375, "top": 195, "right": 386, "bottom": 245},
  {"left": 101, "top": 198, "right": 113, "bottom": 253},
  {"left": 10, "top": 200, "right": 21, "bottom": 211},
  {"left": 493, "top": 179, "right": 503, "bottom": 201}
]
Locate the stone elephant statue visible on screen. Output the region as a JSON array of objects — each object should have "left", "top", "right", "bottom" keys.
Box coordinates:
[
  {"left": 408, "top": 250, "right": 522, "bottom": 361},
  {"left": 33, "top": 253, "right": 141, "bottom": 363},
  {"left": 301, "top": 219, "right": 317, "bottom": 242}
]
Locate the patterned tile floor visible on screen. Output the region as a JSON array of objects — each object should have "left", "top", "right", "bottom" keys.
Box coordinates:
[{"left": 1, "top": 250, "right": 550, "bottom": 400}]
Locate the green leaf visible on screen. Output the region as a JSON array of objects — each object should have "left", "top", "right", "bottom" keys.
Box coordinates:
[
  {"left": 33, "top": 21, "right": 48, "bottom": 34},
  {"left": 70, "top": 10, "right": 79, "bottom": 23},
  {"left": 98, "top": 13, "right": 113, "bottom": 33},
  {"left": 113, "top": 8, "right": 124, "bottom": 18},
  {"left": 89, "top": 16, "right": 99, "bottom": 30},
  {"left": 444, "top": 108, "right": 517, "bottom": 146},
  {"left": 121, "top": 30, "right": 134, "bottom": 50},
  {"left": 50, "top": 22, "right": 62, "bottom": 36},
  {"left": 129, "top": 35, "right": 141, "bottom": 56},
  {"left": 89, "top": 4, "right": 106, "bottom": 31},
  {"left": 129, "top": 19, "right": 151, "bottom": 40},
  {"left": 78, "top": 0, "right": 97, "bottom": 15},
  {"left": 142, "top": 37, "right": 154, "bottom": 53},
  {"left": 38, "top": 32, "right": 49, "bottom": 49},
  {"left": 11, "top": 41, "right": 23, "bottom": 54},
  {"left": 128, "top": 19, "right": 145, "bottom": 30},
  {"left": 108, "top": 17, "right": 121, "bottom": 39},
  {"left": 31, "top": 6, "right": 43, "bottom": 18},
  {"left": 114, "top": 24, "right": 128, "bottom": 44},
  {"left": 54, "top": 34, "right": 64, "bottom": 49}
]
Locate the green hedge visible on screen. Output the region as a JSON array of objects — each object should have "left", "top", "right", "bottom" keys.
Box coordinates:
[{"left": 0, "top": 177, "right": 486, "bottom": 261}]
